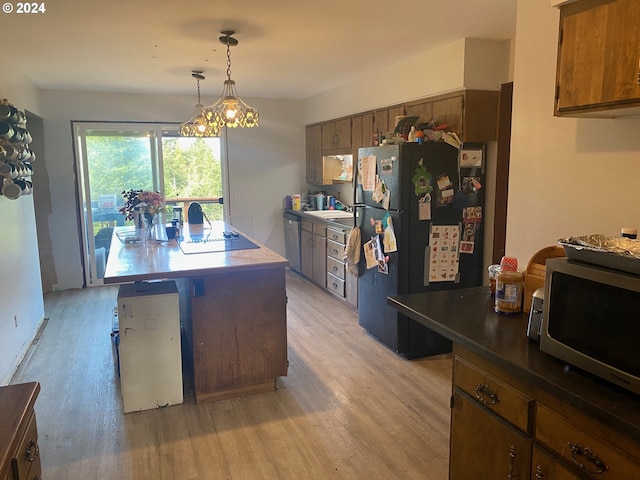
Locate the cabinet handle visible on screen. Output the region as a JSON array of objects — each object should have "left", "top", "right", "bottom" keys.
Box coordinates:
[
  {"left": 332, "top": 248, "right": 339, "bottom": 255},
  {"left": 507, "top": 444, "right": 518, "bottom": 479},
  {"left": 534, "top": 465, "right": 544, "bottom": 479},
  {"left": 568, "top": 442, "right": 609, "bottom": 474},
  {"left": 332, "top": 266, "right": 339, "bottom": 272},
  {"left": 25, "top": 438, "right": 39, "bottom": 462},
  {"left": 474, "top": 383, "right": 500, "bottom": 405}
]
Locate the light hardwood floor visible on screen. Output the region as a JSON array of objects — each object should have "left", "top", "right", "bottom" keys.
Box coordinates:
[{"left": 12, "top": 270, "right": 452, "bottom": 480}]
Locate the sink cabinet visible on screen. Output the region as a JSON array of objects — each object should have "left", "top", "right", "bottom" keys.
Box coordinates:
[
  {"left": 301, "top": 219, "right": 326, "bottom": 287},
  {"left": 555, "top": 0, "right": 640, "bottom": 117}
]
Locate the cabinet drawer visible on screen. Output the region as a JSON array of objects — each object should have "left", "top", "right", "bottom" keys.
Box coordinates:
[
  {"left": 327, "top": 256, "right": 345, "bottom": 280},
  {"left": 326, "top": 228, "right": 346, "bottom": 244},
  {"left": 326, "top": 239, "right": 345, "bottom": 260},
  {"left": 301, "top": 219, "right": 313, "bottom": 233},
  {"left": 536, "top": 403, "right": 640, "bottom": 479},
  {"left": 312, "top": 223, "right": 326, "bottom": 236},
  {"left": 454, "top": 356, "right": 532, "bottom": 433},
  {"left": 11, "top": 411, "right": 41, "bottom": 480},
  {"left": 532, "top": 443, "right": 583, "bottom": 480},
  {"left": 327, "top": 272, "right": 345, "bottom": 297}
]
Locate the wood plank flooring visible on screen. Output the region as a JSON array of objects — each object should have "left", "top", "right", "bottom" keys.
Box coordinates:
[{"left": 11, "top": 270, "right": 452, "bottom": 480}]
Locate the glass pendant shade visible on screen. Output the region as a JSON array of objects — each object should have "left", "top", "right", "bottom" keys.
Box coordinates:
[
  {"left": 203, "top": 31, "right": 259, "bottom": 131},
  {"left": 180, "top": 72, "right": 219, "bottom": 137}
]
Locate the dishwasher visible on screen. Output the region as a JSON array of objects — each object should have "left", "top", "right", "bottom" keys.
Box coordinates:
[{"left": 283, "top": 212, "right": 301, "bottom": 273}]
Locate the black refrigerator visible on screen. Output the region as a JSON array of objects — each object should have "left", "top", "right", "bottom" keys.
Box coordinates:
[{"left": 355, "top": 142, "right": 485, "bottom": 359}]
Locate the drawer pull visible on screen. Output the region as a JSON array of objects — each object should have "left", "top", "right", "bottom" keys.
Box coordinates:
[
  {"left": 25, "top": 438, "right": 39, "bottom": 462},
  {"left": 534, "top": 465, "right": 544, "bottom": 479},
  {"left": 568, "top": 442, "right": 609, "bottom": 474},
  {"left": 474, "top": 383, "right": 500, "bottom": 405},
  {"left": 507, "top": 444, "right": 518, "bottom": 479},
  {"left": 332, "top": 266, "right": 339, "bottom": 272}
]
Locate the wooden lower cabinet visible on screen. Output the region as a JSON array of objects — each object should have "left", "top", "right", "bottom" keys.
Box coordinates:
[
  {"left": 0, "top": 382, "right": 42, "bottom": 480},
  {"left": 301, "top": 220, "right": 326, "bottom": 287},
  {"left": 188, "top": 267, "right": 288, "bottom": 403},
  {"left": 532, "top": 444, "right": 584, "bottom": 480},
  {"left": 451, "top": 345, "right": 640, "bottom": 479},
  {"left": 450, "top": 389, "right": 532, "bottom": 479}
]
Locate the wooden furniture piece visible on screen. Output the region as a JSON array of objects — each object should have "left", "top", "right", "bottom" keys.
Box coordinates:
[
  {"left": 104, "top": 222, "right": 289, "bottom": 403},
  {"left": 0, "top": 382, "right": 41, "bottom": 480},
  {"left": 555, "top": 0, "right": 640, "bottom": 117},
  {"left": 388, "top": 287, "right": 640, "bottom": 479},
  {"left": 301, "top": 218, "right": 327, "bottom": 287},
  {"left": 306, "top": 89, "right": 499, "bottom": 185},
  {"left": 305, "top": 124, "right": 323, "bottom": 184},
  {"left": 326, "top": 225, "right": 357, "bottom": 308}
]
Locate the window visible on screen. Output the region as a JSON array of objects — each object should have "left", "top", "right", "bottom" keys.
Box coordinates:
[{"left": 73, "top": 122, "right": 224, "bottom": 286}]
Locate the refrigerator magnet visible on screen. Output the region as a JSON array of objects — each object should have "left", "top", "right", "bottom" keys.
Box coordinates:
[
  {"left": 380, "top": 158, "right": 393, "bottom": 175},
  {"left": 418, "top": 193, "right": 431, "bottom": 221},
  {"left": 412, "top": 161, "right": 433, "bottom": 197}
]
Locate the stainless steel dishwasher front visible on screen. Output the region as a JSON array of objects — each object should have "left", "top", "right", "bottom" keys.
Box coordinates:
[{"left": 283, "top": 211, "right": 301, "bottom": 273}]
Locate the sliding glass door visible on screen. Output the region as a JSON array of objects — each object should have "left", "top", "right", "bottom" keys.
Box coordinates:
[{"left": 74, "top": 122, "right": 224, "bottom": 286}]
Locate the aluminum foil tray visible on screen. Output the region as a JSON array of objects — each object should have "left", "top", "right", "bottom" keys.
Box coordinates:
[{"left": 559, "top": 234, "right": 640, "bottom": 275}]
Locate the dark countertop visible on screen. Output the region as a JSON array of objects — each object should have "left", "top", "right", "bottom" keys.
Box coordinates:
[{"left": 388, "top": 287, "right": 640, "bottom": 441}]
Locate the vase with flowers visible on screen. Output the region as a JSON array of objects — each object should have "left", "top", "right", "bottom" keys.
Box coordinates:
[{"left": 120, "top": 189, "right": 166, "bottom": 243}]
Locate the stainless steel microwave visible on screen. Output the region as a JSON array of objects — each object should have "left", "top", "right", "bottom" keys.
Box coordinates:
[{"left": 540, "top": 257, "right": 640, "bottom": 396}]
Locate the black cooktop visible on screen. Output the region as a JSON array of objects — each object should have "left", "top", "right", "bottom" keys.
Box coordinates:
[{"left": 178, "top": 230, "right": 259, "bottom": 254}]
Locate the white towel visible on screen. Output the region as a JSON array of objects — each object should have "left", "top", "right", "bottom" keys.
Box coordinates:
[{"left": 344, "top": 226, "right": 361, "bottom": 276}]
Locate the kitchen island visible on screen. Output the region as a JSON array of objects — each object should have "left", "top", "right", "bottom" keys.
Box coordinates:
[
  {"left": 104, "top": 222, "right": 289, "bottom": 403},
  {"left": 388, "top": 287, "right": 640, "bottom": 478}
]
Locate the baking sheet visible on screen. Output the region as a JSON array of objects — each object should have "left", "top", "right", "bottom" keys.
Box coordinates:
[{"left": 559, "top": 234, "right": 640, "bottom": 275}]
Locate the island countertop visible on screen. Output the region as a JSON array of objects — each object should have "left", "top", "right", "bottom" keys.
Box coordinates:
[
  {"left": 387, "top": 287, "right": 640, "bottom": 441},
  {"left": 104, "top": 222, "right": 288, "bottom": 284}
]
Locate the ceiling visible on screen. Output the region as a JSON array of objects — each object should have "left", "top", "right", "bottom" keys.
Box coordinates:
[{"left": 7, "top": 0, "right": 517, "bottom": 100}]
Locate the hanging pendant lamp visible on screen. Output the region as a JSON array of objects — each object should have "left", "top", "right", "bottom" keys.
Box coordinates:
[
  {"left": 180, "top": 71, "right": 219, "bottom": 137},
  {"left": 203, "top": 31, "right": 259, "bottom": 130}
]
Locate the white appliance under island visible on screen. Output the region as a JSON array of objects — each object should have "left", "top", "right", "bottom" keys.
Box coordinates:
[{"left": 117, "top": 280, "right": 183, "bottom": 413}]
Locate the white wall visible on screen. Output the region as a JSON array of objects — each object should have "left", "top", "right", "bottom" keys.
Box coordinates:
[
  {"left": 0, "top": 60, "right": 46, "bottom": 384},
  {"left": 39, "top": 91, "right": 305, "bottom": 289},
  {"left": 507, "top": 0, "right": 640, "bottom": 268}
]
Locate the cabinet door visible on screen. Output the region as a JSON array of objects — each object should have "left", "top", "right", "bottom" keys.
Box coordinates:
[
  {"left": 555, "top": 0, "right": 640, "bottom": 116},
  {"left": 532, "top": 444, "right": 585, "bottom": 480},
  {"left": 405, "top": 100, "right": 433, "bottom": 127},
  {"left": 322, "top": 118, "right": 351, "bottom": 151},
  {"left": 301, "top": 228, "right": 314, "bottom": 279},
  {"left": 306, "top": 124, "right": 322, "bottom": 183},
  {"left": 450, "top": 389, "right": 532, "bottom": 480},
  {"left": 374, "top": 106, "right": 406, "bottom": 137},
  {"left": 432, "top": 95, "right": 463, "bottom": 137},
  {"left": 312, "top": 234, "right": 326, "bottom": 287}
]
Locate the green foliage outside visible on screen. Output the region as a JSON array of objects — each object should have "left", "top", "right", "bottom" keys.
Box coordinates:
[{"left": 86, "top": 134, "right": 223, "bottom": 232}]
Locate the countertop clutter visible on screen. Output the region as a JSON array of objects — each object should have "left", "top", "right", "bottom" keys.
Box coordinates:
[{"left": 388, "top": 287, "right": 640, "bottom": 478}]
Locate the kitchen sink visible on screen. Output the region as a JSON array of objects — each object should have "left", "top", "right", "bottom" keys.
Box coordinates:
[{"left": 304, "top": 210, "right": 353, "bottom": 219}]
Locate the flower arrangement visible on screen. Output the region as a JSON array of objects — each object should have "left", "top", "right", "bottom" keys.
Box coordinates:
[{"left": 119, "top": 189, "right": 165, "bottom": 225}]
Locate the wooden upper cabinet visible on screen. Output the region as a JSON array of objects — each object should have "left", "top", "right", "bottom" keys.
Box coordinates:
[
  {"left": 555, "top": 0, "right": 640, "bottom": 117},
  {"left": 351, "top": 112, "right": 374, "bottom": 156},
  {"left": 405, "top": 90, "right": 498, "bottom": 142},
  {"left": 306, "top": 124, "right": 322, "bottom": 184},
  {"left": 374, "top": 105, "right": 405, "bottom": 137},
  {"left": 321, "top": 118, "right": 351, "bottom": 151},
  {"left": 404, "top": 100, "right": 433, "bottom": 127}
]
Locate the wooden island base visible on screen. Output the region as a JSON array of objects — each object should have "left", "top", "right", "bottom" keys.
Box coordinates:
[
  {"left": 105, "top": 222, "right": 289, "bottom": 406},
  {"left": 181, "top": 266, "right": 288, "bottom": 404}
]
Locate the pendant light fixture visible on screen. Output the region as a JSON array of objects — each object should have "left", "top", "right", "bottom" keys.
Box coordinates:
[
  {"left": 204, "top": 31, "right": 259, "bottom": 130},
  {"left": 180, "top": 71, "right": 219, "bottom": 137}
]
